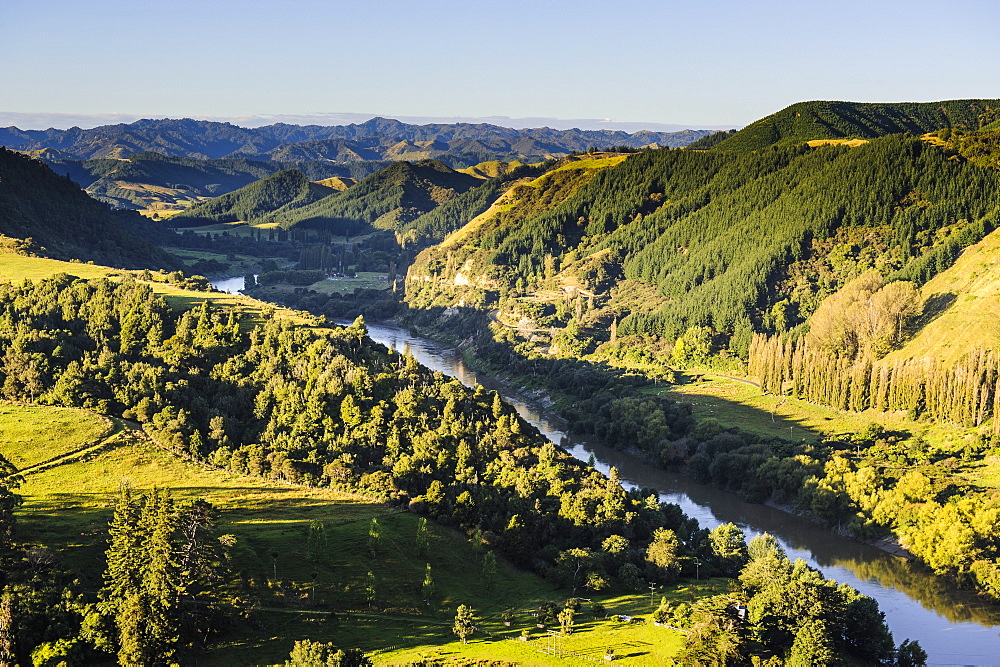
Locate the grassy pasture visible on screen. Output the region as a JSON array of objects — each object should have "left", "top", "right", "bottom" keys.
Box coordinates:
[
  {"left": 886, "top": 226, "right": 1000, "bottom": 366},
  {"left": 166, "top": 247, "right": 285, "bottom": 274},
  {"left": 806, "top": 138, "right": 870, "bottom": 147},
  {"left": 305, "top": 272, "right": 391, "bottom": 295},
  {"left": 4, "top": 400, "right": 708, "bottom": 664},
  {"left": 0, "top": 250, "right": 316, "bottom": 328},
  {"left": 0, "top": 403, "right": 112, "bottom": 470},
  {"left": 658, "top": 373, "right": 983, "bottom": 452},
  {"left": 173, "top": 222, "right": 268, "bottom": 236}
]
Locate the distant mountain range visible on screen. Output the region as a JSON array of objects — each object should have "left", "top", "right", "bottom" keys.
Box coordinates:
[{"left": 0, "top": 117, "right": 713, "bottom": 162}]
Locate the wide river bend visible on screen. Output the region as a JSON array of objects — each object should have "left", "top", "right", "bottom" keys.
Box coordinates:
[
  {"left": 364, "top": 321, "right": 1000, "bottom": 666},
  {"left": 210, "top": 277, "right": 1000, "bottom": 664}
]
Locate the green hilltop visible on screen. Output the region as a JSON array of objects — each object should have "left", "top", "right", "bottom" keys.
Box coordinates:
[
  {"left": 169, "top": 169, "right": 338, "bottom": 226},
  {"left": 711, "top": 98, "right": 1000, "bottom": 151},
  {"left": 271, "top": 159, "right": 482, "bottom": 236}
]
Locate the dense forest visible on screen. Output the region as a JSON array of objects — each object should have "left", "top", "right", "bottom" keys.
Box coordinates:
[
  {"left": 408, "top": 135, "right": 1000, "bottom": 353},
  {"left": 0, "top": 275, "right": 697, "bottom": 574}
]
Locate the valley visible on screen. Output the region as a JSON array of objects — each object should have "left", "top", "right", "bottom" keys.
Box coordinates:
[{"left": 5, "top": 99, "right": 1000, "bottom": 665}]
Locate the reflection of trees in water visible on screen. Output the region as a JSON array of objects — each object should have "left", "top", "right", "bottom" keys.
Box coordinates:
[
  {"left": 829, "top": 556, "right": 1000, "bottom": 626},
  {"left": 363, "top": 324, "right": 1000, "bottom": 633},
  {"left": 580, "top": 452, "right": 1000, "bottom": 627},
  {"left": 678, "top": 477, "right": 1000, "bottom": 626}
]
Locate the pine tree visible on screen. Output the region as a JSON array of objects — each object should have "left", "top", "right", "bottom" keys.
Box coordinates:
[{"left": 453, "top": 605, "right": 475, "bottom": 644}]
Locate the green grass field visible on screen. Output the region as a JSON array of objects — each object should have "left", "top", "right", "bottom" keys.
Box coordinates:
[
  {"left": 4, "top": 399, "right": 714, "bottom": 664},
  {"left": 0, "top": 250, "right": 317, "bottom": 329},
  {"left": 175, "top": 222, "right": 270, "bottom": 237},
  {"left": 886, "top": 226, "right": 1000, "bottom": 366},
  {"left": 306, "top": 272, "right": 391, "bottom": 295},
  {"left": 166, "top": 248, "right": 286, "bottom": 275},
  {"left": 656, "top": 373, "right": 983, "bottom": 451},
  {"left": 0, "top": 403, "right": 112, "bottom": 469}
]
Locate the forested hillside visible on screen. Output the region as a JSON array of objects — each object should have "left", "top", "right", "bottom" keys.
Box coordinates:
[
  {"left": 711, "top": 99, "right": 1000, "bottom": 151},
  {"left": 0, "top": 147, "right": 179, "bottom": 268},
  {"left": 267, "top": 159, "right": 483, "bottom": 234},
  {"left": 408, "top": 135, "right": 1000, "bottom": 353},
  {"left": 39, "top": 152, "right": 381, "bottom": 213},
  {"left": 169, "top": 169, "right": 337, "bottom": 226}
]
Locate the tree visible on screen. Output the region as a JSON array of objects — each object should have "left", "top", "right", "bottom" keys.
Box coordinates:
[
  {"left": 307, "top": 520, "right": 327, "bottom": 562},
  {"left": 0, "top": 453, "right": 22, "bottom": 567},
  {"left": 786, "top": 618, "right": 834, "bottom": 666},
  {"left": 896, "top": 639, "right": 928, "bottom": 667},
  {"left": 482, "top": 550, "right": 498, "bottom": 592},
  {"left": 558, "top": 606, "right": 576, "bottom": 635},
  {"left": 554, "top": 548, "right": 599, "bottom": 595},
  {"left": 747, "top": 532, "right": 785, "bottom": 562},
  {"left": 364, "top": 571, "right": 376, "bottom": 608},
  {"left": 367, "top": 518, "right": 381, "bottom": 557},
  {"left": 0, "top": 591, "right": 14, "bottom": 666},
  {"left": 415, "top": 517, "right": 429, "bottom": 558},
  {"left": 421, "top": 564, "right": 435, "bottom": 602},
  {"left": 645, "top": 528, "right": 681, "bottom": 581},
  {"left": 284, "top": 639, "right": 371, "bottom": 666},
  {"left": 98, "top": 486, "right": 229, "bottom": 664},
  {"left": 453, "top": 605, "right": 475, "bottom": 644},
  {"left": 709, "top": 523, "right": 749, "bottom": 576}
]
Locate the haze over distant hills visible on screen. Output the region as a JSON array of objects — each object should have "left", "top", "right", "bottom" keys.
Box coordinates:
[
  {"left": 0, "top": 111, "right": 736, "bottom": 133},
  {"left": 0, "top": 117, "right": 714, "bottom": 162}
]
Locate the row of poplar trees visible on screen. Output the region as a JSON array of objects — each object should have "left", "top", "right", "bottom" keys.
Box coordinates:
[{"left": 750, "top": 336, "right": 1000, "bottom": 431}]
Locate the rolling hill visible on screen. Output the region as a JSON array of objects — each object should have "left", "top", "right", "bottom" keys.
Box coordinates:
[
  {"left": 710, "top": 99, "right": 1000, "bottom": 151},
  {"left": 175, "top": 159, "right": 484, "bottom": 237},
  {"left": 883, "top": 226, "right": 1000, "bottom": 366},
  {"left": 0, "top": 147, "right": 179, "bottom": 268},
  {"left": 168, "top": 169, "right": 338, "bottom": 226},
  {"left": 39, "top": 152, "right": 382, "bottom": 214},
  {"left": 405, "top": 134, "right": 1000, "bottom": 352}
]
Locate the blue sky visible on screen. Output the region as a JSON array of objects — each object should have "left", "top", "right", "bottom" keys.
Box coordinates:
[{"left": 2, "top": 0, "right": 998, "bottom": 130}]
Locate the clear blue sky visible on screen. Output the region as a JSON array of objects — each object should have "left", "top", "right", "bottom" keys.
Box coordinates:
[{"left": 2, "top": 0, "right": 998, "bottom": 129}]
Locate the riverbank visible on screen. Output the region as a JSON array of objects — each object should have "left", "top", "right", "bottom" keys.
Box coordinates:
[
  {"left": 400, "top": 319, "right": 926, "bottom": 566},
  {"left": 198, "top": 279, "right": 1000, "bottom": 662},
  {"left": 354, "top": 319, "right": 1000, "bottom": 663}
]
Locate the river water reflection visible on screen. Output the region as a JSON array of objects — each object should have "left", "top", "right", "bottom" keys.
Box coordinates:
[
  {"left": 211, "top": 275, "right": 246, "bottom": 294},
  {"left": 358, "top": 320, "right": 1000, "bottom": 666}
]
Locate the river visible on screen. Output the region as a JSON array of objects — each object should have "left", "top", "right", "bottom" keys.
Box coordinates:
[
  {"left": 360, "top": 320, "right": 1000, "bottom": 666},
  {"left": 210, "top": 271, "right": 1000, "bottom": 664},
  {"left": 212, "top": 275, "right": 247, "bottom": 294}
]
